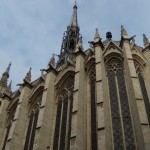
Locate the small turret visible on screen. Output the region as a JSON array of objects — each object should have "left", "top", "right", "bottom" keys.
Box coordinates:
[{"left": 0, "top": 62, "right": 11, "bottom": 88}]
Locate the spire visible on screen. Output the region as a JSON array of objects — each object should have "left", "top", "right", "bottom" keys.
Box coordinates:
[
  {"left": 143, "top": 34, "right": 149, "bottom": 47},
  {"left": 24, "top": 68, "right": 32, "bottom": 83},
  {"left": 121, "top": 25, "right": 128, "bottom": 37},
  {"left": 0, "top": 62, "right": 11, "bottom": 88},
  {"left": 94, "top": 28, "right": 100, "bottom": 42},
  {"left": 70, "top": 2, "right": 78, "bottom": 27},
  {"left": 57, "top": 3, "right": 81, "bottom": 68}
]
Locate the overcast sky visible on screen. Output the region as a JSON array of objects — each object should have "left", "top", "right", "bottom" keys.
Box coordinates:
[{"left": 0, "top": 0, "right": 150, "bottom": 91}]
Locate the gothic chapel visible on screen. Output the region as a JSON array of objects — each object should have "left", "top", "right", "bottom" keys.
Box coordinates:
[{"left": 0, "top": 4, "right": 150, "bottom": 150}]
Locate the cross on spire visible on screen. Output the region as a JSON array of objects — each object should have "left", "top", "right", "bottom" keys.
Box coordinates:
[
  {"left": 75, "top": 0, "right": 77, "bottom": 6},
  {"left": 70, "top": 1, "right": 78, "bottom": 26}
]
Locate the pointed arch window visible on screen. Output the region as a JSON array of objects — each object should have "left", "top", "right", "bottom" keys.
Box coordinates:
[
  {"left": 24, "top": 88, "right": 43, "bottom": 150},
  {"left": 2, "top": 99, "right": 19, "bottom": 150},
  {"left": 88, "top": 65, "right": 98, "bottom": 150},
  {"left": 134, "top": 61, "right": 150, "bottom": 125},
  {"left": 106, "top": 58, "right": 135, "bottom": 149},
  {"left": 53, "top": 77, "right": 74, "bottom": 150}
]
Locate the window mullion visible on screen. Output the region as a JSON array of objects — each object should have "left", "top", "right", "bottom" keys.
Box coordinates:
[{"left": 115, "top": 72, "right": 126, "bottom": 150}]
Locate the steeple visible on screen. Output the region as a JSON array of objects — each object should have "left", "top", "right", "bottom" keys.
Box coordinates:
[
  {"left": 57, "top": 3, "right": 81, "bottom": 68},
  {"left": 0, "top": 62, "right": 11, "bottom": 88}
]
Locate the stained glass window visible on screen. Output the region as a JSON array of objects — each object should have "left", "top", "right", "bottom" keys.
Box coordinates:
[
  {"left": 24, "top": 90, "right": 43, "bottom": 150},
  {"left": 67, "top": 94, "right": 73, "bottom": 150},
  {"left": 139, "top": 74, "right": 150, "bottom": 125},
  {"left": 134, "top": 61, "right": 150, "bottom": 125},
  {"left": 116, "top": 70, "right": 135, "bottom": 149},
  {"left": 108, "top": 70, "right": 123, "bottom": 149},
  {"left": 53, "top": 77, "right": 74, "bottom": 150},
  {"left": 59, "top": 96, "right": 68, "bottom": 150},
  {"left": 2, "top": 99, "right": 18, "bottom": 150},
  {"left": 53, "top": 101, "right": 62, "bottom": 150},
  {"left": 89, "top": 65, "right": 98, "bottom": 150},
  {"left": 106, "top": 58, "right": 135, "bottom": 149}
]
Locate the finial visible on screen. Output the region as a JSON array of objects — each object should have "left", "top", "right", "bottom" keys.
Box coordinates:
[
  {"left": 121, "top": 25, "right": 128, "bottom": 37},
  {"left": 75, "top": 0, "right": 77, "bottom": 4},
  {"left": 24, "top": 68, "right": 32, "bottom": 83},
  {"left": 143, "top": 34, "right": 149, "bottom": 47}
]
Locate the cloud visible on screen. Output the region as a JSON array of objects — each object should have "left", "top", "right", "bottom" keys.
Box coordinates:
[{"left": 0, "top": 0, "right": 150, "bottom": 90}]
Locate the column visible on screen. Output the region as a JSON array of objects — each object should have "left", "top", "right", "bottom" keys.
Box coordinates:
[
  {"left": 70, "top": 48, "right": 85, "bottom": 150},
  {"left": 122, "top": 36, "right": 146, "bottom": 149},
  {"left": 5, "top": 83, "right": 31, "bottom": 150}
]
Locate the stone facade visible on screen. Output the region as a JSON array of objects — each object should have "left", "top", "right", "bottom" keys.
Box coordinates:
[{"left": 0, "top": 4, "right": 150, "bottom": 150}]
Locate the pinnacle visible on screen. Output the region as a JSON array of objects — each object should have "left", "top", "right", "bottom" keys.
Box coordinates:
[
  {"left": 94, "top": 28, "right": 100, "bottom": 41},
  {"left": 0, "top": 62, "right": 12, "bottom": 88},
  {"left": 24, "top": 68, "right": 32, "bottom": 83},
  {"left": 121, "top": 25, "right": 128, "bottom": 37},
  {"left": 76, "top": 36, "right": 83, "bottom": 50}
]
